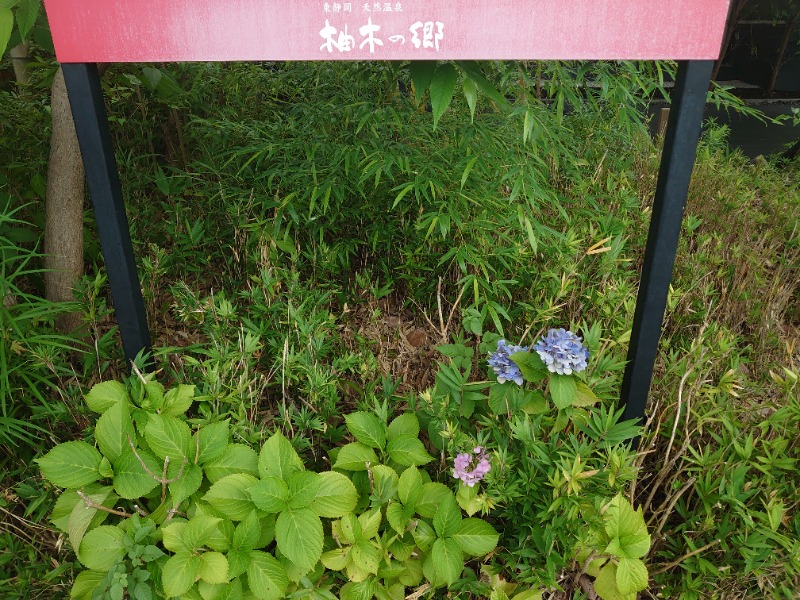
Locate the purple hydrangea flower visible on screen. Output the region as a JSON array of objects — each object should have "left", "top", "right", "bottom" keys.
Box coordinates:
[
  {"left": 533, "top": 328, "right": 589, "bottom": 375},
  {"left": 488, "top": 339, "right": 529, "bottom": 385},
  {"left": 452, "top": 446, "right": 491, "bottom": 487}
]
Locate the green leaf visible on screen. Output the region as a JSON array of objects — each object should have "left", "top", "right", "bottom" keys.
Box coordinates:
[
  {"left": 0, "top": 8, "right": 12, "bottom": 57},
  {"left": 37, "top": 441, "right": 102, "bottom": 488},
  {"left": 275, "top": 508, "right": 323, "bottom": 572},
  {"left": 67, "top": 486, "right": 114, "bottom": 551},
  {"left": 452, "top": 518, "right": 499, "bottom": 556},
  {"left": 593, "top": 562, "right": 635, "bottom": 600},
  {"left": 310, "top": 471, "right": 358, "bottom": 518},
  {"left": 247, "top": 550, "right": 289, "bottom": 600},
  {"left": 425, "top": 538, "right": 463, "bottom": 586},
  {"left": 51, "top": 490, "right": 81, "bottom": 532},
  {"left": 456, "top": 482, "right": 481, "bottom": 517},
  {"left": 411, "top": 519, "right": 436, "bottom": 553},
  {"left": 345, "top": 412, "right": 386, "bottom": 449},
  {"left": 358, "top": 508, "right": 382, "bottom": 540},
  {"left": 227, "top": 549, "right": 250, "bottom": 578},
  {"left": 15, "top": 0, "right": 39, "bottom": 41},
  {"left": 351, "top": 540, "right": 380, "bottom": 575},
  {"left": 169, "top": 462, "right": 203, "bottom": 505},
  {"left": 463, "top": 76, "right": 478, "bottom": 122},
  {"left": 287, "top": 471, "right": 323, "bottom": 509},
  {"left": 184, "top": 514, "right": 223, "bottom": 550},
  {"left": 161, "top": 522, "right": 190, "bottom": 554},
  {"left": 550, "top": 374, "right": 578, "bottom": 410},
  {"left": 70, "top": 569, "right": 103, "bottom": 599},
  {"left": 430, "top": 63, "right": 458, "bottom": 128},
  {"left": 385, "top": 501, "right": 408, "bottom": 535},
  {"left": 203, "top": 474, "right": 258, "bottom": 521},
  {"left": 144, "top": 414, "right": 191, "bottom": 461},
  {"left": 455, "top": 61, "right": 510, "bottom": 110},
  {"left": 199, "top": 551, "right": 229, "bottom": 584},
  {"left": 162, "top": 384, "right": 195, "bottom": 417},
  {"left": 409, "top": 60, "right": 436, "bottom": 102},
  {"left": 195, "top": 420, "right": 230, "bottom": 464},
  {"left": 387, "top": 413, "right": 420, "bottom": 441},
  {"left": 95, "top": 401, "right": 134, "bottom": 464},
  {"left": 204, "top": 443, "right": 259, "bottom": 483},
  {"left": 320, "top": 547, "right": 350, "bottom": 571},
  {"left": 509, "top": 351, "right": 548, "bottom": 383},
  {"left": 604, "top": 495, "right": 651, "bottom": 559},
  {"left": 398, "top": 466, "right": 423, "bottom": 507},
  {"left": 340, "top": 578, "right": 377, "bottom": 600},
  {"left": 371, "top": 464, "right": 398, "bottom": 505},
  {"left": 84, "top": 380, "right": 129, "bottom": 414},
  {"left": 113, "top": 447, "right": 160, "bottom": 499},
  {"left": 162, "top": 553, "right": 201, "bottom": 598},
  {"left": 386, "top": 435, "right": 433, "bottom": 466},
  {"left": 615, "top": 557, "right": 649, "bottom": 595},
  {"left": 233, "top": 510, "right": 262, "bottom": 551},
  {"left": 248, "top": 476, "right": 289, "bottom": 513},
  {"left": 433, "top": 493, "right": 461, "bottom": 538},
  {"left": 573, "top": 381, "right": 600, "bottom": 407},
  {"left": 258, "top": 431, "right": 304, "bottom": 481},
  {"left": 333, "top": 442, "right": 379, "bottom": 471},
  {"left": 78, "top": 525, "right": 125, "bottom": 571},
  {"left": 415, "top": 482, "right": 451, "bottom": 518}
]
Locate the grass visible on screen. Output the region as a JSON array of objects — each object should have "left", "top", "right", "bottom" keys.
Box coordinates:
[{"left": 0, "top": 60, "right": 798, "bottom": 598}]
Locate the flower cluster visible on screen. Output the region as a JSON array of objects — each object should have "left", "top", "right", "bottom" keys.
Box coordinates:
[
  {"left": 533, "top": 328, "right": 589, "bottom": 375},
  {"left": 452, "top": 447, "right": 491, "bottom": 487},
  {"left": 487, "top": 339, "right": 529, "bottom": 385}
]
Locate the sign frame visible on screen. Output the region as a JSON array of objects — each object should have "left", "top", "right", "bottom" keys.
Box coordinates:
[{"left": 46, "top": 0, "right": 729, "bottom": 428}]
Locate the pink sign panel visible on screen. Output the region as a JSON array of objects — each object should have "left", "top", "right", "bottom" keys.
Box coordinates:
[{"left": 44, "top": 0, "right": 730, "bottom": 63}]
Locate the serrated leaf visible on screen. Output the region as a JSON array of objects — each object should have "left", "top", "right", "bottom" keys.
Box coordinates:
[
  {"left": 604, "top": 495, "right": 651, "bottom": 558},
  {"left": 509, "top": 351, "right": 548, "bottom": 383},
  {"left": 233, "top": 510, "right": 262, "bottom": 551},
  {"left": 351, "top": 540, "right": 380, "bottom": 575},
  {"left": 227, "top": 549, "right": 250, "bottom": 578},
  {"left": 456, "top": 482, "right": 481, "bottom": 517},
  {"left": 615, "top": 557, "right": 649, "bottom": 595},
  {"left": 385, "top": 501, "right": 408, "bottom": 535},
  {"left": 77, "top": 525, "right": 125, "bottom": 571},
  {"left": 371, "top": 464, "right": 398, "bottom": 504},
  {"left": 321, "top": 547, "right": 350, "bottom": 571},
  {"left": 51, "top": 490, "right": 82, "bottom": 532},
  {"left": 162, "top": 553, "right": 201, "bottom": 598},
  {"left": 333, "top": 442, "right": 379, "bottom": 471},
  {"left": 203, "top": 474, "right": 258, "bottom": 521},
  {"left": 386, "top": 435, "right": 433, "bottom": 466},
  {"left": 204, "top": 444, "right": 259, "bottom": 483},
  {"left": 398, "top": 466, "right": 423, "bottom": 507},
  {"left": 37, "top": 441, "right": 102, "bottom": 488},
  {"left": 70, "top": 569, "right": 103, "bottom": 599},
  {"left": 425, "top": 538, "right": 463, "bottom": 586},
  {"left": 259, "top": 431, "right": 304, "bottom": 481},
  {"left": 593, "top": 562, "right": 635, "bottom": 600},
  {"left": 415, "top": 482, "right": 450, "bottom": 518},
  {"left": 387, "top": 413, "right": 420, "bottom": 441},
  {"left": 411, "top": 519, "right": 436, "bottom": 552},
  {"left": 113, "top": 448, "right": 160, "bottom": 499},
  {"left": 169, "top": 462, "right": 203, "bottom": 505},
  {"left": 84, "top": 380, "right": 129, "bottom": 414},
  {"left": 248, "top": 476, "right": 289, "bottom": 514},
  {"left": 248, "top": 551, "right": 289, "bottom": 600},
  {"left": 550, "top": 373, "right": 578, "bottom": 410},
  {"left": 452, "top": 518, "right": 499, "bottom": 556},
  {"left": 275, "top": 508, "right": 323, "bottom": 572},
  {"left": 574, "top": 381, "right": 600, "bottom": 407},
  {"left": 144, "top": 414, "right": 191, "bottom": 461},
  {"left": 195, "top": 421, "right": 230, "bottom": 464},
  {"left": 409, "top": 60, "right": 436, "bottom": 102},
  {"left": 161, "top": 522, "right": 190, "bottom": 554},
  {"left": 345, "top": 412, "right": 386, "bottom": 449},
  {"left": 358, "top": 508, "right": 382, "bottom": 540},
  {"left": 184, "top": 514, "right": 222, "bottom": 550},
  {"left": 199, "top": 551, "right": 229, "bottom": 584},
  {"left": 433, "top": 493, "right": 461, "bottom": 538},
  {"left": 162, "top": 384, "right": 195, "bottom": 417},
  {"left": 95, "top": 400, "right": 134, "bottom": 464},
  {"left": 311, "top": 471, "right": 358, "bottom": 518},
  {"left": 287, "top": 471, "right": 323, "bottom": 509},
  {"left": 67, "top": 486, "right": 114, "bottom": 551},
  {"left": 430, "top": 63, "right": 458, "bottom": 128}
]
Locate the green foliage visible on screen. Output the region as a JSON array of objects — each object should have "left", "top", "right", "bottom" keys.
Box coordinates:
[{"left": 38, "top": 378, "right": 499, "bottom": 599}]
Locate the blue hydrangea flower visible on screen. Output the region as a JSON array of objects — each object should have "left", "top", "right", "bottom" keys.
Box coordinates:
[
  {"left": 533, "top": 328, "right": 589, "bottom": 375},
  {"left": 488, "top": 339, "right": 529, "bottom": 385}
]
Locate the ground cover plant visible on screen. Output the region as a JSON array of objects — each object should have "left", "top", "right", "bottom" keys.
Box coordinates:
[{"left": 0, "top": 57, "right": 798, "bottom": 599}]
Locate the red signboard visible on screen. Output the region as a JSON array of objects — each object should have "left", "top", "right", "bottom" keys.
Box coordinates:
[{"left": 44, "top": 0, "right": 730, "bottom": 63}]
